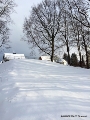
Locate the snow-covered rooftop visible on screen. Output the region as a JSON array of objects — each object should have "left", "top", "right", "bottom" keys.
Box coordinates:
[{"left": 0, "top": 59, "right": 90, "bottom": 120}]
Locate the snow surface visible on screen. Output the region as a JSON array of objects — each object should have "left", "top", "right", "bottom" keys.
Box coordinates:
[{"left": 0, "top": 59, "right": 90, "bottom": 120}]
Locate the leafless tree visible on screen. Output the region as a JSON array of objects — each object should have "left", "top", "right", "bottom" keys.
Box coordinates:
[
  {"left": 67, "top": 0, "right": 90, "bottom": 28},
  {"left": 23, "top": 0, "right": 90, "bottom": 66},
  {"left": 58, "top": 0, "right": 90, "bottom": 68},
  {"left": 57, "top": 0, "right": 72, "bottom": 64},
  {"left": 0, "top": 0, "right": 16, "bottom": 51},
  {"left": 23, "top": 0, "right": 64, "bottom": 61},
  {"left": 65, "top": 0, "right": 90, "bottom": 68},
  {"left": 80, "top": 24, "right": 90, "bottom": 69}
]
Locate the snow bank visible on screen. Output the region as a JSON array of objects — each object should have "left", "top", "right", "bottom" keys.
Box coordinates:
[{"left": 0, "top": 59, "right": 90, "bottom": 120}]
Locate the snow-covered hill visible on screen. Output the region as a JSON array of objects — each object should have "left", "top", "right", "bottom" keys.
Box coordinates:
[{"left": 0, "top": 59, "right": 90, "bottom": 120}]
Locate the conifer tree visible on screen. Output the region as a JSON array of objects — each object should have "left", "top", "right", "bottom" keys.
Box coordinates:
[
  {"left": 70, "top": 53, "right": 78, "bottom": 66},
  {"left": 63, "top": 53, "right": 68, "bottom": 62}
]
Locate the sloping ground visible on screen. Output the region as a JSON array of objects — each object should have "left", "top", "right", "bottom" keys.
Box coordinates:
[{"left": 0, "top": 59, "right": 90, "bottom": 120}]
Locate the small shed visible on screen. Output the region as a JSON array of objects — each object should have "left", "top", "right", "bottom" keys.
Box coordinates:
[{"left": 39, "top": 56, "right": 51, "bottom": 61}]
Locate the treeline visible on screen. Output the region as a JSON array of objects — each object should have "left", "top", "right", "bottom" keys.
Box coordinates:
[{"left": 23, "top": 0, "right": 90, "bottom": 68}]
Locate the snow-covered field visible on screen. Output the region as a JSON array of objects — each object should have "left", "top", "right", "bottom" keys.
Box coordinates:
[{"left": 0, "top": 59, "right": 90, "bottom": 120}]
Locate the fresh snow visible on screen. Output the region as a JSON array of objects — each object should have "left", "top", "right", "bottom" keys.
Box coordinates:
[{"left": 0, "top": 59, "right": 90, "bottom": 120}]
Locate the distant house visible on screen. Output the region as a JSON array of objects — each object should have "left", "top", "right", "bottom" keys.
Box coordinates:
[
  {"left": 3, "top": 53, "right": 25, "bottom": 62},
  {"left": 39, "top": 56, "right": 51, "bottom": 61}
]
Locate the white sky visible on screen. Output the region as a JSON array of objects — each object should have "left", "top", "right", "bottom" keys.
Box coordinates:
[{"left": 7, "top": 0, "right": 42, "bottom": 58}]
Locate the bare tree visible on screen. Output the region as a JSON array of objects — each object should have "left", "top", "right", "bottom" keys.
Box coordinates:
[
  {"left": 80, "top": 24, "right": 90, "bottom": 69},
  {"left": 23, "top": 0, "right": 90, "bottom": 66},
  {"left": 23, "top": 0, "right": 64, "bottom": 61},
  {"left": 74, "top": 0, "right": 89, "bottom": 68},
  {"left": 66, "top": 0, "right": 90, "bottom": 68},
  {"left": 67, "top": 0, "right": 90, "bottom": 28},
  {"left": 0, "top": 0, "right": 16, "bottom": 51},
  {"left": 59, "top": 8, "right": 71, "bottom": 64}
]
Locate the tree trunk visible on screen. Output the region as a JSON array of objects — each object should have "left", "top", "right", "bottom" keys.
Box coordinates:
[
  {"left": 79, "top": 51, "right": 82, "bottom": 67},
  {"left": 82, "top": 35, "right": 89, "bottom": 69},
  {"left": 51, "top": 37, "right": 54, "bottom": 62},
  {"left": 77, "top": 30, "right": 82, "bottom": 67},
  {"left": 67, "top": 45, "right": 70, "bottom": 65},
  {"left": 66, "top": 23, "right": 70, "bottom": 65}
]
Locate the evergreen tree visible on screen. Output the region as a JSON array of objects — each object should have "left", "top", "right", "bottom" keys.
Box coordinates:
[
  {"left": 63, "top": 53, "right": 68, "bottom": 62},
  {"left": 70, "top": 53, "right": 78, "bottom": 66}
]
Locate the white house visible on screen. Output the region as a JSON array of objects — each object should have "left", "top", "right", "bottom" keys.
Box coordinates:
[{"left": 3, "top": 53, "right": 25, "bottom": 62}]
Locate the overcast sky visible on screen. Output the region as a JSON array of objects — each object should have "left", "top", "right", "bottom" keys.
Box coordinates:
[
  {"left": 10, "top": 0, "right": 43, "bottom": 56},
  {"left": 0, "top": 0, "right": 42, "bottom": 60}
]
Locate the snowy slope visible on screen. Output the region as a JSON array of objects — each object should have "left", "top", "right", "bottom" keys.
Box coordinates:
[{"left": 0, "top": 59, "right": 90, "bottom": 120}]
